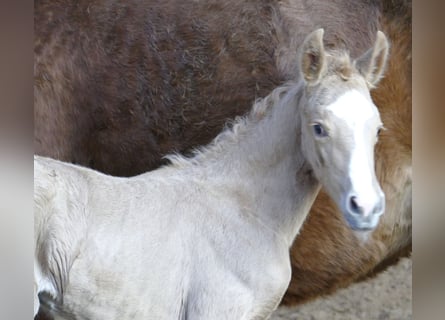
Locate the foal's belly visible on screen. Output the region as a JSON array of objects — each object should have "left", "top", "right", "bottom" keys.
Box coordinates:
[
  {"left": 59, "top": 259, "right": 187, "bottom": 319},
  {"left": 57, "top": 263, "right": 287, "bottom": 320},
  {"left": 55, "top": 228, "right": 191, "bottom": 318},
  {"left": 56, "top": 238, "right": 291, "bottom": 320}
]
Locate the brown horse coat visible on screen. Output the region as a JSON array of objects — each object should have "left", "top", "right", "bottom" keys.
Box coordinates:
[{"left": 34, "top": 0, "right": 411, "bottom": 311}]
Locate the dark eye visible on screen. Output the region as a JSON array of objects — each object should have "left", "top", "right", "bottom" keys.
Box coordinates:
[
  {"left": 312, "top": 123, "right": 328, "bottom": 137},
  {"left": 377, "top": 127, "right": 384, "bottom": 138}
]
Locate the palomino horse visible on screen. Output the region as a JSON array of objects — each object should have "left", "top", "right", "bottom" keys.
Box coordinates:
[
  {"left": 34, "top": 30, "right": 389, "bottom": 319},
  {"left": 34, "top": 0, "right": 412, "bottom": 309}
]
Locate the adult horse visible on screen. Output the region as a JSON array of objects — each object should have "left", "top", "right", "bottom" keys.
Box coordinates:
[
  {"left": 35, "top": 29, "right": 389, "bottom": 319},
  {"left": 34, "top": 0, "right": 411, "bottom": 309}
]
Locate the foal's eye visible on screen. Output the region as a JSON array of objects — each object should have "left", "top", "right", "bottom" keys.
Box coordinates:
[{"left": 312, "top": 123, "right": 328, "bottom": 137}]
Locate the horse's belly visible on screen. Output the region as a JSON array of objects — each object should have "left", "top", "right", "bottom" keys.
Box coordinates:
[
  {"left": 60, "top": 262, "right": 186, "bottom": 319},
  {"left": 57, "top": 231, "right": 189, "bottom": 319}
]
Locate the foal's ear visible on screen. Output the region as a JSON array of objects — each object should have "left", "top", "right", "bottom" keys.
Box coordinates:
[
  {"left": 355, "top": 31, "right": 389, "bottom": 88},
  {"left": 300, "top": 28, "right": 326, "bottom": 85}
]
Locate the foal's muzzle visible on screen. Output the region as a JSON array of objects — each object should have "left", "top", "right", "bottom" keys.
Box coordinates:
[{"left": 344, "top": 192, "right": 385, "bottom": 231}]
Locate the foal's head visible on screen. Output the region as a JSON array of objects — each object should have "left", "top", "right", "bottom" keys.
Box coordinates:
[{"left": 298, "top": 29, "right": 389, "bottom": 231}]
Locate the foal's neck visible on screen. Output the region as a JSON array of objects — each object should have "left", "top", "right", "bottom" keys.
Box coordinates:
[{"left": 190, "top": 82, "right": 320, "bottom": 245}]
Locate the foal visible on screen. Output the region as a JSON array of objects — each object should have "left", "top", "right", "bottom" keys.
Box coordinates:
[{"left": 34, "top": 29, "right": 388, "bottom": 319}]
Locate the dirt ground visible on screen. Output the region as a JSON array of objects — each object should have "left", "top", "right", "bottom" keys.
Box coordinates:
[{"left": 270, "top": 257, "right": 412, "bottom": 320}]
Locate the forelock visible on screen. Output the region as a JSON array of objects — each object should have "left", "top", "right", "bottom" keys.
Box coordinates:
[{"left": 325, "top": 50, "right": 354, "bottom": 80}]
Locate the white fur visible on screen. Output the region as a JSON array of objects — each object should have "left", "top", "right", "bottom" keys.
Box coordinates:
[
  {"left": 34, "top": 84, "right": 318, "bottom": 319},
  {"left": 327, "top": 89, "right": 383, "bottom": 216},
  {"left": 34, "top": 30, "right": 388, "bottom": 319},
  {"left": 326, "top": 90, "right": 376, "bottom": 123}
]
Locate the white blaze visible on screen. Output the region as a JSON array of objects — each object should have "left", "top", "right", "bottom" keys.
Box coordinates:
[{"left": 327, "top": 90, "right": 381, "bottom": 215}]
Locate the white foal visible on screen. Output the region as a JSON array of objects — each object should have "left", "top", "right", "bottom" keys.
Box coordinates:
[{"left": 34, "top": 29, "right": 389, "bottom": 319}]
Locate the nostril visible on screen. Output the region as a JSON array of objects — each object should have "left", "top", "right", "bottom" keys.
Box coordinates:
[{"left": 349, "top": 196, "right": 364, "bottom": 215}]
